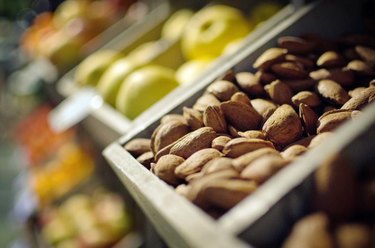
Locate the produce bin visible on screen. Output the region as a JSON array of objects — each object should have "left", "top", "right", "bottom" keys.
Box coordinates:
[
  {"left": 56, "top": 0, "right": 295, "bottom": 147},
  {"left": 103, "top": 0, "right": 373, "bottom": 247}
]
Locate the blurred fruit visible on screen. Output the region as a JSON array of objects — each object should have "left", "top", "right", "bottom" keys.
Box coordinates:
[
  {"left": 250, "top": 1, "right": 283, "bottom": 26},
  {"left": 53, "top": 0, "right": 89, "bottom": 28},
  {"left": 181, "top": 5, "right": 251, "bottom": 60},
  {"left": 222, "top": 38, "right": 245, "bottom": 55},
  {"left": 96, "top": 58, "right": 140, "bottom": 106},
  {"left": 116, "top": 65, "right": 178, "bottom": 119},
  {"left": 176, "top": 57, "right": 214, "bottom": 84},
  {"left": 75, "top": 50, "right": 120, "bottom": 86},
  {"left": 161, "top": 9, "right": 194, "bottom": 41},
  {"left": 126, "top": 41, "right": 165, "bottom": 65}
]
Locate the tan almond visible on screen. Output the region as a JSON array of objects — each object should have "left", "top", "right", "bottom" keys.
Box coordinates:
[
  {"left": 201, "top": 179, "right": 257, "bottom": 210},
  {"left": 286, "top": 135, "right": 315, "bottom": 148},
  {"left": 211, "top": 135, "right": 231, "bottom": 151},
  {"left": 253, "top": 47, "right": 287, "bottom": 70},
  {"left": 271, "top": 62, "right": 308, "bottom": 79},
  {"left": 327, "top": 68, "right": 355, "bottom": 87},
  {"left": 193, "top": 93, "right": 221, "bottom": 112},
  {"left": 136, "top": 151, "right": 154, "bottom": 169},
  {"left": 151, "top": 120, "right": 190, "bottom": 154},
  {"left": 251, "top": 98, "right": 278, "bottom": 123},
  {"left": 235, "top": 72, "right": 265, "bottom": 97},
  {"left": 346, "top": 60, "right": 374, "bottom": 76},
  {"left": 316, "top": 79, "right": 350, "bottom": 106},
  {"left": 175, "top": 148, "right": 223, "bottom": 179},
  {"left": 124, "top": 138, "right": 151, "bottom": 157},
  {"left": 203, "top": 105, "right": 227, "bottom": 133},
  {"left": 238, "top": 130, "right": 266, "bottom": 140},
  {"left": 299, "top": 103, "right": 318, "bottom": 136},
  {"left": 317, "top": 109, "right": 353, "bottom": 133},
  {"left": 175, "top": 184, "right": 191, "bottom": 197},
  {"left": 310, "top": 69, "right": 331, "bottom": 81},
  {"left": 281, "top": 144, "right": 307, "bottom": 160},
  {"left": 265, "top": 80, "right": 293, "bottom": 105},
  {"left": 308, "top": 132, "right": 334, "bottom": 149},
  {"left": 169, "top": 127, "right": 218, "bottom": 159},
  {"left": 222, "top": 137, "right": 275, "bottom": 158},
  {"left": 240, "top": 154, "right": 289, "bottom": 184},
  {"left": 183, "top": 107, "right": 204, "bottom": 130},
  {"left": 262, "top": 104, "right": 303, "bottom": 147},
  {"left": 206, "top": 80, "right": 239, "bottom": 101},
  {"left": 201, "top": 157, "right": 233, "bottom": 175},
  {"left": 348, "top": 87, "right": 367, "bottom": 98},
  {"left": 228, "top": 125, "right": 240, "bottom": 137},
  {"left": 217, "top": 69, "right": 236, "bottom": 82},
  {"left": 341, "top": 87, "right": 375, "bottom": 110},
  {"left": 317, "top": 51, "right": 346, "bottom": 68},
  {"left": 153, "top": 154, "right": 185, "bottom": 186},
  {"left": 230, "top": 92, "right": 252, "bottom": 106},
  {"left": 278, "top": 36, "right": 315, "bottom": 54},
  {"left": 221, "top": 100, "right": 262, "bottom": 131},
  {"left": 232, "top": 147, "right": 280, "bottom": 171},
  {"left": 292, "top": 91, "right": 321, "bottom": 108}
]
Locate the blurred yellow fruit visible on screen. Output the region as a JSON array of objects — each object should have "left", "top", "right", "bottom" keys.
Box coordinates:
[
  {"left": 176, "top": 57, "right": 214, "bottom": 84},
  {"left": 161, "top": 9, "right": 194, "bottom": 41}
]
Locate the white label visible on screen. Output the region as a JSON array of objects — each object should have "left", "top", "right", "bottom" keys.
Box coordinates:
[{"left": 48, "top": 87, "right": 103, "bottom": 133}]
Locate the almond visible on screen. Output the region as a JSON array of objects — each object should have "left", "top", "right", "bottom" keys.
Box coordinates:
[
  {"left": 271, "top": 62, "right": 308, "bottom": 79},
  {"left": 278, "top": 36, "right": 315, "bottom": 54},
  {"left": 348, "top": 87, "right": 367, "bottom": 98},
  {"left": 203, "top": 105, "right": 227, "bottom": 133},
  {"left": 124, "top": 138, "right": 151, "bottom": 157},
  {"left": 341, "top": 87, "right": 375, "bottom": 110},
  {"left": 255, "top": 71, "right": 277, "bottom": 84},
  {"left": 175, "top": 148, "right": 222, "bottom": 179},
  {"left": 153, "top": 154, "right": 185, "bottom": 186},
  {"left": 238, "top": 130, "right": 266, "bottom": 140},
  {"left": 292, "top": 91, "right": 321, "bottom": 108},
  {"left": 263, "top": 104, "right": 303, "bottom": 147},
  {"left": 136, "top": 151, "right": 154, "bottom": 169},
  {"left": 355, "top": 46, "right": 375, "bottom": 66},
  {"left": 316, "top": 79, "right": 350, "bottom": 106},
  {"left": 230, "top": 92, "right": 252, "bottom": 106},
  {"left": 308, "top": 132, "right": 334, "bottom": 148},
  {"left": 317, "top": 51, "right": 346, "bottom": 68},
  {"left": 206, "top": 80, "right": 239, "bottom": 101},
  {"left": 240, "top": 154, "right": 289, "bottom": 184},
  {"left": 183, "top": 107, "right": 204, "bottom": 130},
  {"left": 211, "top": 135, "right": 231, "bottom": 151},
  {"left": 265, "top": 80, "right": 293, "bottom": 105},
  {"left": 232, "top": 147, "right": 280, "bottom": 171},
  {"left": 284, "top": 78, "right": 316, "bottom": 92},
  {"left": 160, "top": 114, "right": 186, "bottom": 124},
  {"left": 201, "top": 157, "right": 233, "bottom": 175},
  {"left": 221, "top": 100, "right": 262, "bottom": 131},
  {"left": 327, "top": 68, "right": 355, "bottom": 87},
  {"left": 253, "top": 47, "right": 287, "bottom": 70},
  {"left": 151, "top": 120, "right": 190, "bottom": 154},
  {"left": 285, "top": 54, "right": 315, "bottom": 70},
  {"left": 193, "top": 93, "right": 221, "bottom": 112},
  {"left": 251, "top": 98, "right": 278, "bottom": 123},
  {"left": 346, "top": 60, "right": 374, "bottom": 76},
  {"left": 222, "top": 137, "right": 275, "bottom": 158},
  {"left": 235, "top": 72, "right": 265, "bottom": 97},
  {"left": 169, "top": 127, "right": 218, "bottom": 159},
  {"left": 228, "top": 125, "right": 240, "bottom": 137},
  {"left": 317, "top": 109, "right": 354, "bottom": 133},
  {"left": 299, "top": 103, "right": 318, "bottom": 135},
  {"left": 281, "top": 144, "right": 307, "bottom": 160}
]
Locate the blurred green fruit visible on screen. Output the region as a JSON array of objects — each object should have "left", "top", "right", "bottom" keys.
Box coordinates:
[
  {"left": 250, "top": 1, "right": 283, "bottom": 26},
  {"left": 96, "top": 58, "right": 140, "bottom": 106},
  {"left": 116, "top": 65, "right": 178, "bottom": 119},
  {"left": 176, "top": 57, "right": 214, "bottom": 85},
  {"left": 75, "top": 50, "right": 120, "bottom": 86},
  {"left": 161, "top": 9, "right": 194, "bottom": 41},
  {"left": 181, "top": 5, "right": 251, "bottom": 60}
]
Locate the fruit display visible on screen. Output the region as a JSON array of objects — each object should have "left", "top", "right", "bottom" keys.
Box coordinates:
[
  {"left": 74, "top": 1, "right": 284, "bottom": 120},
  {"left": 281, "top": 153, "right": 374, "bottom": 248},
  {"left": 21, "top": 0, "right": 137, "bottom": 72},
  {"left": 122, "top": 32, "right": 375, "bottom": 218},
  {"left": 37, "top": 189, "right": 133, "bottom": 248}
]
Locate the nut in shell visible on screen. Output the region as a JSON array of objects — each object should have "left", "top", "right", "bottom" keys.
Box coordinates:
[
  {"left": 206, "top": 80, "right": 239, "bottom": 101},
  {"left": 299, "top": 103, "right": 318, "bottom": 136},
  {"left": 232, "top": 147, "right": 280, "bottom": 171},
  {"left": 222, "top": 137, "right": 275, "bottom": 158},
  {"left": 235, "top": 72, "right": 265, "bottom": 97},
  {"left": 265, "top": 80, "right": 293, "bottom": 105},
  {"left": 230, "top": 92, "right": 252, "bottom": 106},
  {"left": 317, "top": 51, "right": 346, "bottom": 68},
  {"left": 316, "top": 79, "right": 350, "bottom": 106},
  {"left": 278, "top": 36, "right": 315, "bottom": 54},
  {"left": 211, "top": 135, "right": 231, "bottom": 151},
  {"left": 292, "top": 91, "right": 321, "bottom": 108},
  {"left": 238, "top": 130, "right": 266, "bottom": 140},
  {"left": 317, "top": 109, "right": 354, "bottom": 133},
  {"left": 193, "top": 93, "right": 221, "bottom": 112},
  {"left": 346, "top": 60, "right": 374, "bottom": 76},
  {"left": 271, "top": 62, "right": 308, "bottom": 79},
  {"left": 124, "top": 138, "right": 151, "bottom": 157},
  {"left": 253, "top": 47, "right": 287, "bottom": 70},
  {"left": 203, "top": 105, "right": 227, "bottom": 133},
  {"left": 183, "top": 107, "right": 204, "bottom": 130},
  {"left": 137, "top": 151, "right": 154, "bottom": 169},
  {"left": 251, "top": 98, "right": 278, "bottom": 123},
  {"left": 221, "top": 100, "right": 262, "bottom": 131},
  {"left": 201, "top": 157, "right": 233, "bottom": 175},
  {"left": 154, "top": 154, "right": 185, "bottom": 186}
]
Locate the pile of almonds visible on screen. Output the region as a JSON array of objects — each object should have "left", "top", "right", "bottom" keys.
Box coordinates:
[{"left": 124, "top": 33, "right": 375, "bottom": 217}]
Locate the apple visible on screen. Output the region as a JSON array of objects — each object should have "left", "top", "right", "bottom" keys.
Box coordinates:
[
  {"left": 181, "top": 5, "right": 251, "bottom": 60},
  {"left": 116, "top": 65, "right": 178, "bottom": 119},
  {"left": 74, "top": 50, "right": 120, "bottom": 86},
  {"left": 222, "top": 37, "right": 245, "bottom": 55},
  {"left": 161, "top": 9, "right": 194, "bottom": 41},
  {"left": 96, "top": 57, "right": 140, "bottom": 106},
  {"left": 176, "top": 57, "right": 214, "bottom": 84},
  {"left": 250, "top": 1, "right": 283, "bottom": 26},
  {"left": 53, "top": 0, "right": 89, "bottom": 28}
]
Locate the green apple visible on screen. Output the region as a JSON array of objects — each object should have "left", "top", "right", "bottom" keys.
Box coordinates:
[
  {"left": 75, "top": 50, "right": 120, "bottom": 86},
  {"left": 181, "top": 5, "right": 251, "bottom": 60},
  {"left": 96, "top": 58, "right": 140, "bottom": 106},
  {"left": 176, "top": 57, "right": 214, "bottom": 84},
  {"left": 161, "top": 9, "right": 194, "bottom": 41},
  {"left": 116, "top": 65, "right": 178, "bottom": 119}
]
